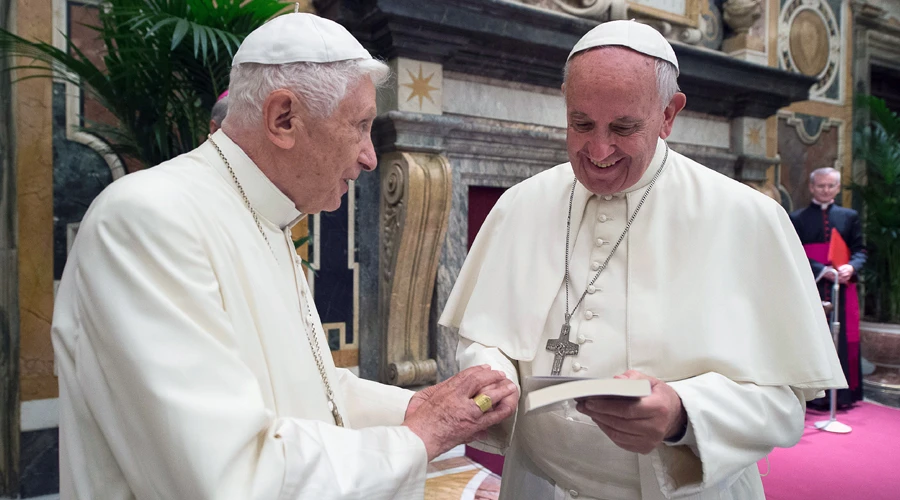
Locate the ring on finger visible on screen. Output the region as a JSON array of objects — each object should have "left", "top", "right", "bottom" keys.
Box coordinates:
[{"left": 473, "top": 393, "right": 493, "bottom": 413}]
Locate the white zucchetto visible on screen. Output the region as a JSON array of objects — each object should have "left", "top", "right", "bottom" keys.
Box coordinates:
[
  {"left": 232, "top": 13, "right": 372, "bottom": 66},
  {"left": 568, "top": 20, "right": 679, "bottom": 75}
]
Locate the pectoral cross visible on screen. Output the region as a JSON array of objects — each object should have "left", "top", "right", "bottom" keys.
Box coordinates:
[{"left": 545, "top": 315, "right": 579, "bottom": 375}]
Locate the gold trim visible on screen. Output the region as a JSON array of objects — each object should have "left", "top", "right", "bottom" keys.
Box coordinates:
[{"left": 628, "top": 0, "right": 700, "bottom": 28}]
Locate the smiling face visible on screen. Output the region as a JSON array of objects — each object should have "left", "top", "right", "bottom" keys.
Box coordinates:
[
  {"left": 564, "top": 47, "right": 684, "bottom": 195},
  {"left": 270, "top": 76, "right": 378, "bottom": 214}
]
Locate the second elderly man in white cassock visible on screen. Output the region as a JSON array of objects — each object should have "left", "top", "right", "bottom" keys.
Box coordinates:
[
  {"left": 51, "top": 13, "right": 518, "bottom": 500},
  {"left": 440, "top": 20, "right": 846, "bottom": 500}
]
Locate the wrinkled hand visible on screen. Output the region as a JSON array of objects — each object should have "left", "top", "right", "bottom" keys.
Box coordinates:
[
  {"left": 403, "top": 365, "right": 518, "bottom": 461},
  {"left": 575, "top": 370, "right": 686, "bottom": 455},
  {"left": 837, "top": 264, "right": 854, "bottom": 284}
]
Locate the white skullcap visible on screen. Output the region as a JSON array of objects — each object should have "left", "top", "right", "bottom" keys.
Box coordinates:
[
  {"left": 568, "top": 20, "right": 679, "bottom": 75},
  {"left": 232, "top": 13, "right": 372, "bottom": 66}
]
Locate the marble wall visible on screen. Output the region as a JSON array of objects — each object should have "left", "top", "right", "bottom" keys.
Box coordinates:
[
  {"left": 768, "top": 0, "right": 854, "bottom": 209},
  {"left": 0, "top": 0, "right": 18, "bottom": 496},
  {"left": 17, "top": 0, "right": 56, "bottom": 405},
  {"left": 19, "top": 428, "right": 58, "bottom": 498},
  {"left": 777, "top": 114, "right": 842, "bottom": 211}
]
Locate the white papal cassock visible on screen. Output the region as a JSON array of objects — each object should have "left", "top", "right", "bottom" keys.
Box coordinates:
[
  {"left": 441, "top": 138, "right": 846, "bottom": 500},
  {"left": 52, "top": 130, "right": 427, "bottom": 500}
]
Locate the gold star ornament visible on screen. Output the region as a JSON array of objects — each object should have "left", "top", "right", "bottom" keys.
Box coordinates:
[
  {"left": 402, "top": 65, "right": 439, "bottom": 110},
  {"left": 747, "top": 125, "right": 763, "bottom": 148}
]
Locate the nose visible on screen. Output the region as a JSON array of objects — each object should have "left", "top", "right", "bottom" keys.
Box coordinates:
[
  {"left": 359, "top": 135, "right": 377, "bottom": 171},
  {"left": 585, "top": 132, "right": 616, "bottom": 161}
]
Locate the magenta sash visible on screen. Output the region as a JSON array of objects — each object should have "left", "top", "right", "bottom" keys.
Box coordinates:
[{"left": 804, "top": 243, "right": 860, "bottom": 390}]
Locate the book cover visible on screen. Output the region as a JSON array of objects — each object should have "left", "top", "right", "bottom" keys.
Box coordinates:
[{"left": 522, "top": 376, "right": 651, "bottom": 413}]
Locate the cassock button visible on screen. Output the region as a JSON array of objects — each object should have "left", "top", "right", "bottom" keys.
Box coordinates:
[
  {"left": 566, "top": 416, "right": 575, "bottom": 421},
  {"left": 584, "top": 310, "right": 594, "bottom": 320},
  {"left": 572, "top": 362, "right": 583, "bottom": 371},
  {"left": 603, "top": 195, "right": 613, "bottom": 201},
  {"left": 591, "top": 261, "right": 601, "bottom": 271},
  {"left": 569, "top": 490, "right": 580, "bottom": 498},
  {"left": 596, "top": 238, "right": 605, "bottom": 246},
  {"left": 587, "top": 285, "right": 596, "bottom": 294},
  {"left": 577, "top": 334, "right": 587, "bottom": 344},
  {"left": 598, "top": 214, "right": 608, "bottom": 222}
]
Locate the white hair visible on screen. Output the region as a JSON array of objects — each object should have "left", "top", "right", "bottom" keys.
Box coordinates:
[
  {"left": 563, "top": 49, "right": 680, "bottom": 110},
  {"left": 810, "top": 167, "right": 841, "bottom": 184},
  {"left": 655, "top": 59, "right": 679, "bottom": 110},
  {"left": 227, "top": 58, "right": 390, "bottom": 128}
]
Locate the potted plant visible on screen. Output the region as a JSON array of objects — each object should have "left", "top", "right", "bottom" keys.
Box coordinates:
[
  {"left": 0, "top": 0, "right": 287, "bottom": 168},
  {"left": 852, "top": 94, "right": 900, "bottom": 407}
]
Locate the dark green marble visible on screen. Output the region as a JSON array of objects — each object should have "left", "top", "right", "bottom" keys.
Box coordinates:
[{"left": 52, "top": 82, "right": 114, "bottom": 279}]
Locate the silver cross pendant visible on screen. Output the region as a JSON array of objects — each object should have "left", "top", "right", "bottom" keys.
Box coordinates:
[{"left": 546, "top": 315, "right": 579, "bottom": 375}]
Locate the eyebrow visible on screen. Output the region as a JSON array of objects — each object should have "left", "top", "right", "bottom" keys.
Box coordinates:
[
  {"left": 612, "top": 117, "right": 643, "bottom": 125},
  {"left": 567, "top": 112, "right": 643, "bottom": 125}
]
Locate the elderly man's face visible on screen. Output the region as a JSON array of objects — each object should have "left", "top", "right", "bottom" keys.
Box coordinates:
[
  {"left": 289, "top": 77, "right": 378, "bottom": 213},
  {"left": 809, "top": 172, "right": 841, "bottom": 204},
  {"left": 564, "top": 48, "right": 681, "bottom": 195}
]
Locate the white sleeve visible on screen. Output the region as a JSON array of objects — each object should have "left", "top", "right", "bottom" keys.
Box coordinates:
[
  {"left": 650, "top": 372, "right": 805, "bottom": 497},
  {"left": 66, "top": 191, "right": 427, "bottom": 500},
  {"left": 457, "top": 337, "right": 520, "bottom": 455},
  {"left": 336, "top": 368, "right": 415, "bottom": 428}
]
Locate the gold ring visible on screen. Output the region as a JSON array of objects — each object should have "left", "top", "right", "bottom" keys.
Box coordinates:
[{"left": 473, "top": 393, "right": 493, "bottom": 413}]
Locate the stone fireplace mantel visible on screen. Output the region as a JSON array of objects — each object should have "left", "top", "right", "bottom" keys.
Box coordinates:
[{"left": 316, "top": 0, "right": 816, "bottom": 119}]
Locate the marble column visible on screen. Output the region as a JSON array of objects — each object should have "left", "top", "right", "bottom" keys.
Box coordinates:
[
  {"left": 0, "top": 2, "right": 19, "bottom": 495},
  {"left": 16, "top": 0, "right": 56, "bottom": 403},
  {"left": 731, "top": 116, "right": 779, "bottom": 188},
  {"left": 12, "top": 0, "right": 56, "bottom": 496}
]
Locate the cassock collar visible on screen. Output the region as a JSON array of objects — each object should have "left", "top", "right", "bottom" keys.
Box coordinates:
[
  {"left": 811, "top": 199, "right": 834, "bottom": 211},
  {"left": 202, "top": 130, "right": 304, "bottom": 230},
  {"left": 572, "top": 137, "right": 670, "bottom": 202}
]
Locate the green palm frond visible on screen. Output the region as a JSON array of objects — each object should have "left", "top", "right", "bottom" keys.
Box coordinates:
[{"left": 852, "top": 95, "right": 900, "bottom": 322}]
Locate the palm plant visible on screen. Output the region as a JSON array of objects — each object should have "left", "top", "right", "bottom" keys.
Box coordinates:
[
  {"left": 852, "top": 95, "right": 900, "bottom": 323},
  {"left": 0, "top": 0, "right": 288, "bottom": 168}
]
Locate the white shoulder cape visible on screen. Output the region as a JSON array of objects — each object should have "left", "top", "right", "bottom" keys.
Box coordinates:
[{"left": 440, "top": 142, "right": 846, "bottom": 395}]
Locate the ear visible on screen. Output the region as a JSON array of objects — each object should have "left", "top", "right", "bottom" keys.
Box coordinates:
[
  {"left": 560, "top": 82, "right": 566, "bottom": 96},
  {"left": 262, "top": 89, "right": 305, "bottom": 150},
  {"left": 658, "top": 92, "right": 687, "bottom": 139}
]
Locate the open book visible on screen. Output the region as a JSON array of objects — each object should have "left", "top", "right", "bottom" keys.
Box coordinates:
[{"left": 523, "top": 376, "right": 652, "bottom": 413}]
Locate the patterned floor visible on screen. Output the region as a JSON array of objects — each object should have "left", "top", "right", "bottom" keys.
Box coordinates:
[{"left": 424, "top": 446, "right": 501, "bottom": 500}]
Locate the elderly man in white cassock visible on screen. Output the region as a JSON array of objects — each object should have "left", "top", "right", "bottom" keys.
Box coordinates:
[
  {"left": 440, "top": 20, "right": 846, "bottom": 500},
  {"left": 51, "top": 13, "right": 518, "bottom": 500}
]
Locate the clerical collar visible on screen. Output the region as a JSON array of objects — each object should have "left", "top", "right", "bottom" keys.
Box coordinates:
[
  {"left": 811, "top": 199, "right": 834, "bottom": 210},
  {"left": 202, "top": 129, "right": 304, "bottom": 230}
]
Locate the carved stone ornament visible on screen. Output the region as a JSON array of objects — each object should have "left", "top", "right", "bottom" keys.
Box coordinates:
[
  {"left": 379, "top": 152, "right": 452, "bottom": 386},
  {"left": 723, "top": 0, "right": 763, "bottom": 35},
  {"left": 638, "top": 17, "right": 704, "bottom": 45},
  {"left": 550, "top": 0, "right": 627, "bottom": 21}
]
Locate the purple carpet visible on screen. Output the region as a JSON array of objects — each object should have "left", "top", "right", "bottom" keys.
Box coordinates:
[
  {"left": 758, "top": 402, "right": 900, "bottom": 500},
  {"left": 467, "top": 402, "right": 900, "bottom": 498}
]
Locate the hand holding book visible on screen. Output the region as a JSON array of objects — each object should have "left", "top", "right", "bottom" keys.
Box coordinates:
[{"left": 573, "top": 370, "right": 688, "bottom": 454}]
